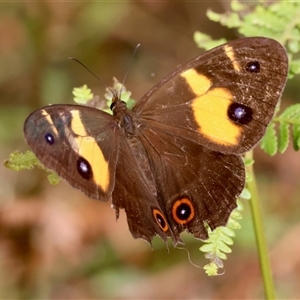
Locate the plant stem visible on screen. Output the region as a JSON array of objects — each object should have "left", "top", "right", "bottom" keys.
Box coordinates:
[{"left": 245, "top": 150, "right": 276, "bottom": 300}]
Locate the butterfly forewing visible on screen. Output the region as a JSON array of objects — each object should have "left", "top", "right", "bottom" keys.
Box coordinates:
[
  {"left": 135, "top": 37, "right": 288, "bottom": 154},
  {"left": 24, "top": 105, "right": 119, "bottom": 200}
]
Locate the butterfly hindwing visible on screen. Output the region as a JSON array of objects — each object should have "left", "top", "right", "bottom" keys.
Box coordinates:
[
  {"left": 111, "top": 135, "right": 180, "bottom": 244},
  {"left": 138, "top": 127, "right": 245, "bottom": 241}
]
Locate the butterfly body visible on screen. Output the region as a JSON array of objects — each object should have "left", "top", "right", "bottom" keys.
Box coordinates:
[{"left": 24, "top": 37, "right": 288, "bottom": 245}]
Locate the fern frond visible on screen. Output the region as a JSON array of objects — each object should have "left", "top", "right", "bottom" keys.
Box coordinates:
[
  {"left": 275, "top": 104, "right": 300, "bottom": 153},
  {"left": 201, "top": 198, "right": 244, "bottom": 276},
  {"left": 72, "top": 84, "right": 94, "bottom": 104},
  {"left": 4, "top": 150, "right": 60, "bottom": 184}
]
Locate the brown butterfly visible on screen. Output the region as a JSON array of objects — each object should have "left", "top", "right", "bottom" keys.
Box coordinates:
[{"left": 24, "top": 37, "right": 288, "bottom": 245}]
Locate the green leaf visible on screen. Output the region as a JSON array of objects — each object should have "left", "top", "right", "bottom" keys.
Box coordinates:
[
  {"left": 206, "top": 9, "right": 222, "bottom": 22},
  {"left": 240, "top": 188, "right": 251, "bottom": 200},
  {"left": 200, "top": 243, "right": 215, "bottom": 253},
  {"left": 4, "top": 150, "right": 43, "bottom": 171},
  {"left": 288, "top": 39, "right": 300, "bottom": 54},
  {"left": 272, "top": 104, "right": 300, "bottom": 153},
  {"left": 230, "top": 0, "right": 245, "bottom": 12},
  {"left": 205, "top": 1, "right": 299, "bottom": 40},
  {"left": 203, "top": 263, "right": 219, "bottom": 276},
  {"left": 289, "top": 59, "right": 300, "bottom": 77},
  {"left": 72, "top": 84, "right": 94, "bottom": 104},
  {"left": 47, "top": 172, "right": 61, "bottom": 185},
  {"left": 4, "top": 150, "right": 60, "bottom": 185},
  {"left": 200, "top": 1, "right": 300, "bottom": 79},
  {"left": 260, "top": 123, "right": 278, "bottom": 156},
  {"left": 227, "top": 218, "right": 242, "bottom": 230},
  {"left": 214, "top": 250, "right": 227, "bottom": 261},
  {"left": 278, "top": 121, "right": 289, "bottom": 153},
  {"left": 243, "top": 157, "right": 254, "bottom": 166},
  {"left": 236, "top": 199, "right": 244, "bottom": 211},
  {"left": 231, "top": 210, "right": 242, "bottom": 219},
  {"left": 218, "top": 241, "right": 232, "bottom": 253},
  {"left": 292, "top": 123, "right": 300, "bottom": 151},
  {"left": 219, "top": 233, "right": 234, "bottom": 245},
  {"left": 207, "top": 9, "right": 242, "bottom": 28},
  {"left": 200, "top": 191, "right": 248, "bottom": 275},
  {"left": 278, "top": 103, "right": 300, "bottom": 119},
  {"left": 193, "top": 32, "right": 226, "bottom": 51},
  {"left": 245, "top": 171, "right": 252, "bottom": 183}
]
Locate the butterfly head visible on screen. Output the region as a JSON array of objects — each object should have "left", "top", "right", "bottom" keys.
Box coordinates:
[{"left": 110, "top": 96, "right": 136, "bottom": 135}]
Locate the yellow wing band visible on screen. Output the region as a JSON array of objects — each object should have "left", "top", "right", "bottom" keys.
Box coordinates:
[
  {"left": 70, "top": 110, "right": 110, "bottom": 191},
  {"left": 224, "top": 44, "right": 241, "bottom": 72},
  {"left": 181, "top": 69, "right": 241, "bottom": 146},
  {"left": 41, "top": 109, "right": 59, "bottom": 137}
]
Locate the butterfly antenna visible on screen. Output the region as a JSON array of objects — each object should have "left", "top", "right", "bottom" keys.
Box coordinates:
[
  {"left": 69, "top": 57, "right": 116, "bottom": 98},
  {"left": 119, "top": 43, "right": 141, "bottom": 99},
  {"left": 176, "top": 246, "right": 202, "bottom": 269}
]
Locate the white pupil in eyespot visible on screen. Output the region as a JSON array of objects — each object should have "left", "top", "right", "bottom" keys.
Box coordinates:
[{"left": 234, "top": 107, "right": 246, "bottom": 119}]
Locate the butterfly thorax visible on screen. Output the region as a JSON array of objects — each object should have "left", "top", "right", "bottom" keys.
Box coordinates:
[{"left": 111, "top": 98, "right": 136, "bottom": 135}]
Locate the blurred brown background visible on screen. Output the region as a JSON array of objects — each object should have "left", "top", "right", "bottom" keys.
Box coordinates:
[{"left": 1, "top": 2, "right": 300, "bottom": 299}]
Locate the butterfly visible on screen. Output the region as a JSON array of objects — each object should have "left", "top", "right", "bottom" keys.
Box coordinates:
[{"left": 24, "top": 37, "right": 288, "bottom": 245}]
